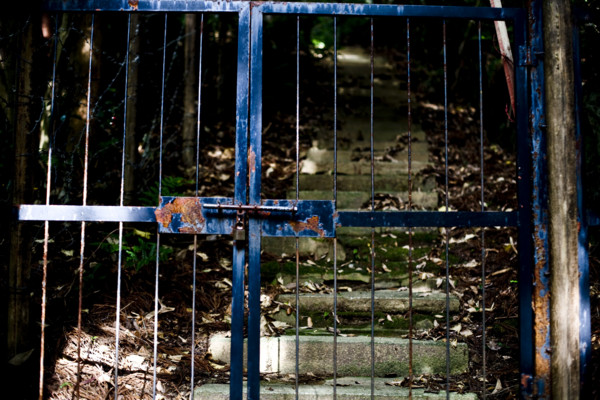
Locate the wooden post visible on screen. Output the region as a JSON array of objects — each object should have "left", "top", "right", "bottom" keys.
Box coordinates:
[
  {"left": 543, "top": 1, "right": 580, "bottom": 399},
  {"left": 8, "top": 16, "right": 36, "bottom": 361}
]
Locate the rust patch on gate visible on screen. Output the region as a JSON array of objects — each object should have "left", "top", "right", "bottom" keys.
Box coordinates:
[
  {"left": 289, "top": 215, "right": 324, "bottom": 237},
  {"left": 533, "top": 231, "right": 551, "bottom": 379},
  {"left": 155, "top": 197, "right": 205, "bottom": 233},
  {"left": 249, "top": 147, "right": 256, "bottom": 175}
]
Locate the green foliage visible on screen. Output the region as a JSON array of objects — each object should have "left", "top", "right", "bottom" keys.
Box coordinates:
[
  {"left": 94, "top": 229, "right": 173, "bottom": 273},
  {"left": 140, "top": 175, "right": 193, "bottom": 206}
]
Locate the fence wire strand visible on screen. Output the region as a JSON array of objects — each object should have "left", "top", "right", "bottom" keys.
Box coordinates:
[
  {"left": 190, "top": 13, "right": 205, "bottom": 398},
  {"left": 39, "top": 13, "right": 59, "bottom": 400},
  {"left": 333, "top": 15, "right": 338, "bottom": 399},
  {"left": 295, "top": 15, "right": 301, "bottom": 400},
  {"left": 369, "top": 17, "right": 376, "bottom": 400},
  {"left": 153, "top": 13, "right": 168, "bottom": 399},
  {"left": 442, "top": 19, "right": 451, "bottom": 400},
  {"left": 478, "top": 21, "right": 488, "bottom": 399},
  {"left": 75, "top": 13, "right": 95, "bottom": 399},
  {"left": 113, "top": 14, "right": 133, "bottom": 398},
  {"left": 406, "top": 16, "right": 414, "bottom": 400}
]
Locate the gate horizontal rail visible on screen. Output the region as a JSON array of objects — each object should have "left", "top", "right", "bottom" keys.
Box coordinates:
[
  {"left": 43, "top": 0, "right": 522, "bottom": 21},
  {"left": 19, "top": 205, "right": 518, "bottom": 227}
]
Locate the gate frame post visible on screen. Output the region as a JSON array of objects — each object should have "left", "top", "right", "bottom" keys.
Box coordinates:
[
  {"left": 230, "top": 4, "right": 252, "bottom": 399},
  {"left": 247, "top": 4, "right": 264, "bottom": 400},
  {"left": 527, "top": 0, "right": 552, "bottom": 398}
]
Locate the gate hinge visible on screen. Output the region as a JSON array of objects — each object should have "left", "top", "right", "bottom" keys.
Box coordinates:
[{"left": 519, "top": 45, "right": 544, "bottom": 67}]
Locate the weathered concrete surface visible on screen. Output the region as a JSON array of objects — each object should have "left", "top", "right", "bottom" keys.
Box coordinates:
[
  {"left": 276, "top": 291, "right": 458, "bottom": 314},
  {"left": 195, "top": 377, "right": 477, "bottom": 400},
  {"left": 298, "top": 174, "right": 435, "bottom": 193},
  {"left": 300, "top": 154, "right": 430, "bottom": 175},
  {"left": 271, "top": 290, "right": 456, "bottom": 333},
  {"left": 287, "top": 190, "right": 438, "bottom": 210},
  {"left": 208, "top": 335, "right": 468, "bottom": 377},
  {"left": 295, "top": 44, "right": 437, "bottom": 211},
  {"left": 262, "top": 236, "right": 347, "bottom": 263}
]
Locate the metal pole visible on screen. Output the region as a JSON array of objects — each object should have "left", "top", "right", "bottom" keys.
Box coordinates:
[{"left": 528, "top": 0, "right": 551, "bottom": 397}]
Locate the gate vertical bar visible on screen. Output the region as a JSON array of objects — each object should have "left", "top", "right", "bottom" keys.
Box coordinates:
[
  {"left": 39, "top": 16, "right": 59, "bottom": 399},
  {"left": 231, "top": 4, "right": 251, "bottom": 399},
  {"left": 295, "top": 15, "right": 301, "bottom": 400},
  {"left": 406, "top": 17, "right": 414, "bottom": 399},
  {"left": 333, "top": 16, "right": 338, "bottom": 399},
  {"left": 190, "top": 13, "right": 205, "bottom": 398},
  {"left": 369, "top": 18, "right": 376, "bottom": 400},
  {"left": 442, "top": 19, "right": 450, "bottom": 399},
  {"left": 573, "top": 21, "right": 591, "bottom": 397},
  {"left": 248, "top": 5, "right": 263, "bottom": 400},
  {"left": 114, "top": 14, "right": 133, "bottom": 398},
  {"left": 514, "top": 9, "right": 536, "bottom": 398},
  {"left": 153, "top": 13, "right": 168, "bottom": 398},
  {"left": 525, "top": 1, "right": 550, "bottom": 397},
  {"left": 76, "top": 14, "right": 95, "bottom": 398},
  {"left": 477, "top": 21, "right": 487, "bottom": 398}
]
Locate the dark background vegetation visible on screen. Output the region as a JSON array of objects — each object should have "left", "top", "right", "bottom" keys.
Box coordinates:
[{"left": 1, "top": 0, "right": 599, "bottom": 398}]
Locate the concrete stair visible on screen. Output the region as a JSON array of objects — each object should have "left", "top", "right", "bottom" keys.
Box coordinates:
[
  {"left": 195, "top": 378, "right": 477, "bottom": 400},
  {"left": 275, "top": 290, "right": 459, "bottom": 315},
  {"left": 272, "top": 291, "right": 458, "bottom": 336},
  {"left": 194, "top": 46, "right": 469, "bottom": 399},
  {"left": 208, "top": 334, "right": 468, "bottom": 377},
  {"left": 261, "top": 229, "right": 441, "bottom": 287},
  {"left": 298, "top": 173, "right": 433, "bottom": 193},
  {"left": 289, "top": 190, "right": 437, "bottom": 210},
  {"left": 262, "top": 43, "right": 437, "bottom": 262}
]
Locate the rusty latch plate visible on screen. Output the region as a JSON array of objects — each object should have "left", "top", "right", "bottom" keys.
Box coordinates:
[
  {"left": 259, "top": 199, "right": 335, "bottom": 238},
  {"left": 156, "top": 197, "right": 237, "bottom": 235},
  {"left": 156, "top": 197, "right": 335, "bottom": 237}
]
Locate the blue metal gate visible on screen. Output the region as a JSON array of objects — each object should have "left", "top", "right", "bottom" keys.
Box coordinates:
[{"left": 16, "top": 0, "right": 592, "bottom": 399}]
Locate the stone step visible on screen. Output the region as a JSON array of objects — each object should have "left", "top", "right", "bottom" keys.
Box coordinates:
[
  {"left": 299, "top": 160, "right": 430, "bottom": 176},
  {"left": 272, "top": 291, "right": 458, "bottom": 333},
  {"left": 337, "top": 72, "right": 398, "bottom": 86},
  {"left": 304, "top": 141, "right": 429, "bottom": 160},
  {"left": 337, "top": 46, "right": 392, "bottom": 67},
  {"left": 300, "top": 147, "right": 430, "bottom": 176},
  {"left": 208, "top": 335, "right": 469, "bottom": 377},
  {"left": 287, "top": 190, "right": 438, "bottom": 210},
  {"left": 301, "top": 144, "right": 429, "bottom": 170},
  {"left": 337, "top": 141, "right": 429, "bottom": 156},
  {"left": 309, "top": 140, "right": 424, "bottom": 151},
  {"left": 269, "top": 264, "right": 451, "bottom": 291},
  {"left": 269, "top": 263, "right": 443, "bottom": 288},
  {"left": 262, "top": 228, "right": 439, "bottom": 268},
  {"left": 305, "top": 139, "right": 424, "bottom": 154},
  {"left": 195, "top": 378, "right": 477, "bottom": 400},
  {"left": 338, "top": 84, "right": 408, "bottom": 106},
  {"left": 297, "top": 174, "right": 435, "bottom": 193},
  {"left": 316, "top": 120, "right": 425, "bottom": 146},
  {"left": 379, "top": 277, "right": 456, "bottom": 292},
  {"left": 275, "top": 291, "right": 459, "bottom": 315}
]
